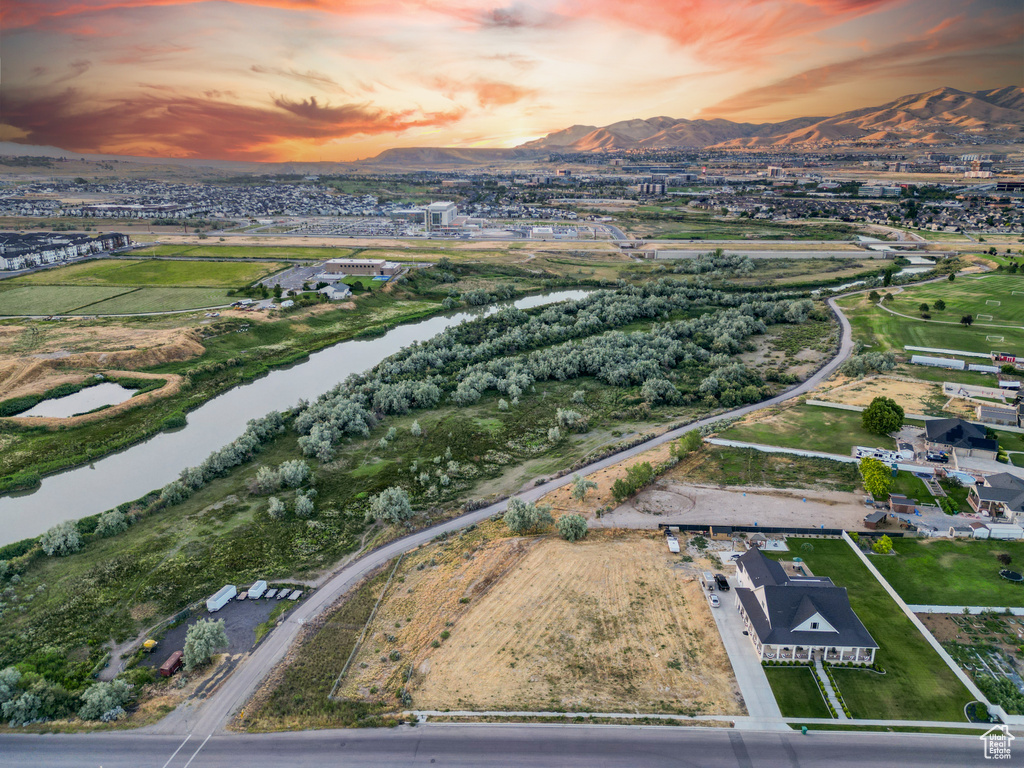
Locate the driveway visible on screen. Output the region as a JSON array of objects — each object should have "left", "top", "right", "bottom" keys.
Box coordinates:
[{"left": 704, "top": 574, "right": 784, "bottom": 725}]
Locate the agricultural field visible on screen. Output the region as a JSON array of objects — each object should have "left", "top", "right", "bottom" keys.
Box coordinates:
[
  {"left": 64, "top": 288, "right": 234, "bottom": 314},
  {"left": 837, "top": 284, "right": 1024, "bottom": 355},
  {"left": 7, "top": 259, "right": 286, "bottom": 289},
  {"left": 134, "top": 244, "right": 359, "bottom": 260},
  {"left": 766, "top": 540, "right": 973, "bottom": 721},
  {"left": 869, "top": 538, "right": 1024, "bottom": 607},
  {"left": 719, "top": 403, "right": 902, "bottom": 455},
  {"left": 260, "top": 526, "right": 742, "bottom": 728},
  {"left": 0, "top": 285, "right": 132, "bottom": 316},
  {"left": 614, "top": 211, "right": 860, "bottom": 241}
]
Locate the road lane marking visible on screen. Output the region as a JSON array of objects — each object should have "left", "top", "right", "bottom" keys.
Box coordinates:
[
  {"left": 160, "top": 734, "right": 191, "bottom": 768},
  {"left": 181, "top": 733, "right": 212, "bottom": 768}
]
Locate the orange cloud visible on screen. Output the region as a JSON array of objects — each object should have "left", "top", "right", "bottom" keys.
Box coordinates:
[
  {"left": 0, "top": 88, "right": 466, "bottom": 160},
  {"left": 432, "top": 76, "right": 537, "bottom": 107}
]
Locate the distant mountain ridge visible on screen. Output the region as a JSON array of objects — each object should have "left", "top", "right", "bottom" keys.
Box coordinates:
[{"left": 521, "top": 86, "right": 1024, "bottom": 151}]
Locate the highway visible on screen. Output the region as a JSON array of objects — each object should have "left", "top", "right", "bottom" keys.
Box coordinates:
[
  {"left": 146, "top": 295, "right": 854, "bottom": 738},
  {"left": 0, "top": 724, "right": 996, "bottom": 767}
]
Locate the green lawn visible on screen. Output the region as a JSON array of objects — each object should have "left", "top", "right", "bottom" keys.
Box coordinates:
[
  {"left": 135, "top": 245, "right": 355, "bottom": 260},
  {"left": 891, "top": 471, "right": 935, "bottom": 506},
  {"left": 766, "top": 539, "right": 973, "bottom": 721},
  {"left": 71, "top": 288, "right": 233, "bottom": 314},
  {"left": 838, "top": 288, "right": 1024, "bottom": 355},
  {"left": 764, "top": 667, "right": 832, "bottom": 718},
  {"left": 0, "top": 285, "right": 131, "bottom": 315},
  {"left": 869, "top": 538, "right": 1024, "bottom": 607},
  {"left": 9, "top": 259, "right": 286, "bottom": 288},
  {"left": 720, "top": 404, "right": 890, "bottom": 455},
  {"left": 939, "top": 479, "right": 972, "bottom": 513},
  {"left": 885, "top": 275, "right": 1024, "bottom": 325}
]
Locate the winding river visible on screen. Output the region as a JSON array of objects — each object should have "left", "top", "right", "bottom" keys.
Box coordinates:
[{"left": 0, "top": 290, "right": 590, "bottom": 545}]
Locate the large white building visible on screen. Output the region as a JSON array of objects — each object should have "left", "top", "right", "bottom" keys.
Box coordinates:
[{"left": 427, "top": 201, "right": 458, "bottom": 229}]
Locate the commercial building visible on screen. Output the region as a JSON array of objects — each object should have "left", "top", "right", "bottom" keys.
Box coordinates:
[
  {"left": 427, "top": 201, "right": 458, "bottom": 230},
  {"left": 733, "top": 548, "right": 877, "bottom": 664},
  {"left": 322, "top": 258, "right": 400, "bottom": 277}
]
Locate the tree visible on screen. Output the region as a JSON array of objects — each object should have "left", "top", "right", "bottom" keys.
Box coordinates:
[
  {"left": 860, "top": 458, "right": 893, "bottom": 499},
  {"left": 672, "top": 431, "right": 702, "bottom": 457},
  {"left": 253, "top": 465, "right": 281, "bottom": 494},
  {"left": 78, "top": 680, "right": 134, "bottom": 721},
  {"left": 872, "top": 534, "right": 893, "bottom": 555},
  {"left": 557, "top": 514, "right": 588, "bottom": 542},
  {"left": 96, "top": 509, "right": 128, "bottom": 538},
  {"left": 960, "top": 314, "right": 974, "bottom": 326},
  {"left": 267, "top": 496, "right": 286, "bottom": 520},
  {"left": 934, "top": 299, "right": 946, "bottom": 311},
  {"left": 160, "top": 480, "right": 190, "bottom": 505},
  {"left": 948, "top": 272, "right": 955, "bottom": 282},
  {"left": 997, "top": 553, "right": 1012, "bottom": 566},
  {"left": 861, "top": 396, "right": 904, "bottom": 436},
  {"left": 571, "top": 474, "right": 598, "bottom": 502},
  {"left": 868, "top": 291, "right": 880, "bottom": 302},
  {"left": 294, "top": 492, "right": 314, "bottom": 519},
  {"left": 0, "top": 667, "right": 21, "bottom": 706},
  {"left": 40, "top": 520, "right": 82, "bottom": 557},
  {"left": 919, "top": 303, "right": 929, "bottom": 314},
  {"left": 370, "top": 486, "right": 413, "bottom": 524},
  {"left": 183, "top": 618, "right": 228, "bottom": 671},
  {"left": 504, "top": 498, "right": 553, "bottom": 534},
  {"left": 278, "top": 459, "right": 310, "bottom": 488}
]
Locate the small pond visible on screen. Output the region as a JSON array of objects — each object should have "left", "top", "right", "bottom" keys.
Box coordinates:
[{"left": 19, "top": 383, "right": 137, "bottom": 418}]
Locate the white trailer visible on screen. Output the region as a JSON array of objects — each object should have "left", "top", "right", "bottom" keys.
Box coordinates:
[
  {"left": 249, "top": 580, "right": 268, "bottom": 599},
  {"left": 206, "top": 585, "right": 237, "bottom": 613},
  {"left": 666, "top": 536, "right": 680, "bottom": 553},
  {"left": 985, "top": 523, "right": 1024, "bottom": 540},
  {"left": 288, "top": 590, "right": 303, "bottom": 601}
]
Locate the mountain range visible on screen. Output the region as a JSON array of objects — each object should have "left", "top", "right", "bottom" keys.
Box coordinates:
[{"left": 520, "top": 86, "right": 1024, "bottom": 151}]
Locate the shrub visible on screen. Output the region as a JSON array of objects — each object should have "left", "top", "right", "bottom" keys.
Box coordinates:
[
  {"left": 95, "top": 509, "right": 129, "bottom": 538},
  {"left": 872, "top": 534, "right": 894, "bottom": 554},
  {"left": 40, "top": 521, "right": 82, "bottom": 557},
  {"left": 267, "top": 497, "right": 286, "bottom": 520},
  {"left": 556, "top": 513, "right": 588, "bottom": 542},
  {"left": 504, "top": 498, "right": 553, "bottom": 534},
  {"left": 78, "top": 680, "right": 135, "bottom": 721},
  {"left": 183, "top": 618, "right": 228, "bottom": 671},
  {"left": 370, "top": 486, "right": 414, "bottom": 524}
]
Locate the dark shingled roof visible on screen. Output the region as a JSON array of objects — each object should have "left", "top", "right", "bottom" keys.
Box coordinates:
[
  {"left": 976, "top": 472, "right": 1024, "bottom": 513},
  {"left": 925, "top": 418, "right": 998, "bottom": 453},
  {"left": 735, "top": 549, "right": 878, "bottom": 650}
]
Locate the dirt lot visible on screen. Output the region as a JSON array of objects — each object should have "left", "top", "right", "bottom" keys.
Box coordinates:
[
  {"left": 600, "top": 482, "right": 870, "bottom": 531},
  {"left": 338, "top": 525, "right": 742, "bottom": 716},
  {"left": 815, "top": 374, "right": 944, "bottom": 414}
]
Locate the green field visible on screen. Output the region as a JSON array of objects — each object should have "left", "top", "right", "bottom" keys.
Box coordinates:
[
  {"left": 0, "top": 285, "right": 130, "bottom": 315},
  {"left": 869, "top": 538, "right": 1024, "bottom": 607},
  {"left": 70, "top": 288, "right": 232, "bottom": 314},
  {"left": 767, "top": 540, "right": 973, "bottom": 721},
  {"left": 720, "top": 404, "right": 897, "bottom": 455},
  {"left": 764, "top": 667, "right": 832, "bottom": 718},
  {"left": 838, "top": 280, "right": 1024, "bottom": 355},
  {"left": 885, "top": 275, "right": 1024, "bottom": 325},
  {"left": 8, "top": 259, "right": 286, "bottom": 288},
  {"left": 135, "top": 245, "right": 356, "bottom": 260}
]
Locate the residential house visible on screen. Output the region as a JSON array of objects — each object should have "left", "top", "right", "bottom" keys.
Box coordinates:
[
  {"left": 924, "top": 418, "right": 998, "bottom": 461},
  {"left": 968, "top": 472, "right": 1024, "bottom": 524},
  {"left": 733, "top": 548, "right": 878, "bottom": 664}
]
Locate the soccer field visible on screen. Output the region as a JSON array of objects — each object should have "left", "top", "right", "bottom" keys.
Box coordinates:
[
  {"left": 885, "top": 274, "right": 1024, "bottom": 324},
  {"left": 9, "top": 259, "right": 286, "bottom": 288}
]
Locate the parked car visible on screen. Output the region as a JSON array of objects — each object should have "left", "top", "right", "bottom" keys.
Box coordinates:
[
  {"left": 709, "top": 595, "right": 721, "bottom": 608},
  {"left": 927, "top": 453, "right": 948, "bottom": 463},
  {"left": 715, "top": 574, "right": 730, "bottom": 591}
]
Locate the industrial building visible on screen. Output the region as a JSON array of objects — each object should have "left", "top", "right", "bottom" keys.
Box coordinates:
[{"left": 322, "top": 258, "right": 400, "bottom": 277}]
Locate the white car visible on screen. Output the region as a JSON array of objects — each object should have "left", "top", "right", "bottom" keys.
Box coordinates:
[{"left": 709, "top": 595, "right": 721, "bottom": 608}]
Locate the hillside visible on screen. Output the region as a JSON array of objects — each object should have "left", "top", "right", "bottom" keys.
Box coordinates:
[{"left": 522, "top": 86, "right": 1024, "bottom": 151}]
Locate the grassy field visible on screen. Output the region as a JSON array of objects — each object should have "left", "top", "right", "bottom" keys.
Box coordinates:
[
  {"left": 135, "top": 245, "right": 357, "bottom": 260},
  {"left": 837, "top": 290, "right": 1024, "bottom": 355},
  {"left": 673, "top": 445, "right": 861, "bottom": 492},
  {"left": 883, "top": 275, "right": 1024, "bottom": 325},
  {"left": 0, "top": 285, "right": 132, "bottom": 315},
  {"left": 71, "top": 288, "right": 233, "bottom": 314},
  {"left": 764, "top": 667, "right": 832, "bottom": 719},
  {"left": 766, "top": 539, "right": 973, "bottom": 721},
  {"left": 720, "top": 404, "right": 891, "bottom": 455},
  {"left": 869, "top": 538, "right": 1024, "bottom": 607},
  {"left": 8, "top": 259, "right": 285, "bottom": 288},
  {"left": 890, "top": 471, "right": 935, "bottom": 506}
]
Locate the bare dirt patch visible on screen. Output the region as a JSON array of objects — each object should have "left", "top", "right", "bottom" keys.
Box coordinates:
[{"left": 815, "top": 374, "right": 944, "bottom": 414}]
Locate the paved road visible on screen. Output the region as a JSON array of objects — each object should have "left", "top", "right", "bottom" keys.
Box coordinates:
[
  {"left": 0, "top": 724, "right": 998, "bottom": 767},
  {"left": 147, "top": 294, "right": 855, "bottom": 737}
]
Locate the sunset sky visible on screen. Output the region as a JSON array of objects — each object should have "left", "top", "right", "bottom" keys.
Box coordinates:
[{"left": 1, "top": 0, "right": 1020, "bottom": 161}]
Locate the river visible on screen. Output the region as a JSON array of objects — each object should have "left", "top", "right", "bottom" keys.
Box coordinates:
[{"left": 0, "top": 290, "right": 590, "bottom": 545}]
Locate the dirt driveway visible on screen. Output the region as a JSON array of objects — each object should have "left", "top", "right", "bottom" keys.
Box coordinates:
[{"left": 599, "top": 482, "right": 870, "bottom": 531}]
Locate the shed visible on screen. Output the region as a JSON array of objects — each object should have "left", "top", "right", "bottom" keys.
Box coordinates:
[
  {"left": 970, "top": 522, "right": 991, "bottom": 539},
  {"left": 948, "top": 524, "right": 973, "bottom": 538},
  {"left": 889, "top": 494, "right": 917, "bottom": 515},
  {"left": 864, "top": 510, "right": 887, "bottom": 529},
  {"left": 710, "top": 525, "right": 733, "bottom": 539},
  {"left": 985, "top": 523, "right": 1024, "bottom": 540}
]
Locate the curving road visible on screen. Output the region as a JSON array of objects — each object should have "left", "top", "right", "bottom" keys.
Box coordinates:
[{"left": 147, "top": 295, "right": 854, "bottom": 738}]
